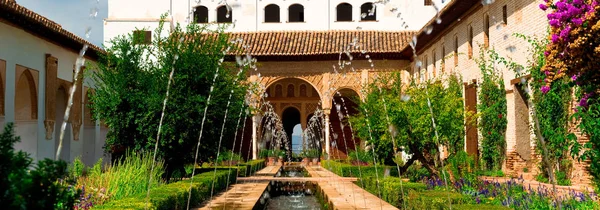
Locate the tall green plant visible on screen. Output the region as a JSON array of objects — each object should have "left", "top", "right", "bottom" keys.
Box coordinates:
[
  {"left": 515, "top": 34, "right": 576, "bottom": 185},
  {"left": 0, "top": 123, "right": 79, "bottom": 209},
  {"left": 75, "top": 151, "right": 164, "bottom": 206},
  {"left": 476, "top": 49, "right": 508, "bottom": 171},
  {"left": 89, "top": 16, "right": 248, "bottom": 178}
]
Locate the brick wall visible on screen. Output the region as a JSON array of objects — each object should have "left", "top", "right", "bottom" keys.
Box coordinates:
[{"left": 408, "top": 0, "right": 592, "bottom": 187}]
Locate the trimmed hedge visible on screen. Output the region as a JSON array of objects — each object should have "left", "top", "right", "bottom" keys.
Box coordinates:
[
  {"left": 95, "top": 169, "right": 237, "bottom": 210},
  {"left": 406, "top": 190, "right": 471, "bottom": 209},
  {"left": 359, "top": 177, "right": 427, "bottom": 207},
  {"left": 194, "top": 159, "right": 265, "bottom": 177},
  {"left": 322, "top": 160, "right": 399, "bottom": 178}
]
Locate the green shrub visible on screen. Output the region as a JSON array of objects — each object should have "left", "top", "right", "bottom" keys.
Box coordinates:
[
  {"left": 322, "top": 160, "right": 398, "bottom": 178},
  {"left": 75, "top": 151, "right": 165, "bottom": 206},
  {"left": 348, "top": 149, "right": 373, "bottom": 164},
  {"left": 69, "top": 157, "right": 86, "bottom": 178},
  {"left": 446, "top": 151, "right": 476, "bottom": 180},
  {"left": 360, "top": 177, "right": 427, "bottom": 207},
  {"left": 194, "top": 159, "right": 265, "bottom": 177},
  {"left": 215, "top": 150, "right": 243, "bottom": 165},
  {"left": 406, "top": 190, "right": 471, "bottom": 209},
  {"left": 453, "top": 204, "right": 511, "bottom": 210},
  {"left": 95, "top": 169, "right": 237, "bottom": 210},
  {"left": 302, "top": 149, "right": 321, "bottom": 158},
  {"left": 404, "top": 163, "right": 431, "bottom": 182},
  {"left": 0, "top": 123, "right": 79, "bottom": 209}
]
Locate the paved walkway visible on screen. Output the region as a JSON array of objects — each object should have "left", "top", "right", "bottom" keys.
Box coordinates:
[
  {"left": 305, "top": 166, "right": 399, "bottom": 210},
  {"left": 195, "top": 165, "right": 281, "bottom": 210},
  {"left": 196, "top": 164, "right": 397, "bottom": 210}
]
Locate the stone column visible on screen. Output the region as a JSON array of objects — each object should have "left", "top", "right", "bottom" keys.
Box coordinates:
[
  {"left": 324, "top": 109, "right": 331, "bottom": 159},
  {"left": 252, "top": 114, "right": 260, "bottom": 160}
]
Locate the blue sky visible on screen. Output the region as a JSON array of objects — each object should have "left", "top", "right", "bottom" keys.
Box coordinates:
[{"left": 17, "top": 0, "right": 108, "bottom": 48}]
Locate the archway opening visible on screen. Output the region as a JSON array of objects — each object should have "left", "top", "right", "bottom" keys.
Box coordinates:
[
  {"left": 330, "top": 88, "right": 360, "bottom": 159},
  {"left": 282, "top": 107, "right": 300, "bottom": 156}
]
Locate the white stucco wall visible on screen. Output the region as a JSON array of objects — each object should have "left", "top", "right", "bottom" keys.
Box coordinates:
[
  {"left": 0, "top": 22, "right": 107, "bottom": 165},
  {"left": 104, "top": 0, "right": 450, "bottom": 45}
]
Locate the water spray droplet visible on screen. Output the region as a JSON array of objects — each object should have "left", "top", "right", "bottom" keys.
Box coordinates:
[
  {"left": 356, "top": 26, "right": 362, "bottom": 30},
  {"left": 401, "top": 94, "right": 411, "bottom": 102},
  {"left": 481, "top": 0, "right": 495, "bottom": 5},
  {"left": 425, "top": 25, "right": 433, "bottom": 34},
  {"left": 361, "top": 13, "right": 367, "bottom": 18},
  {"left": 85, "top": 27, "right": 92, "bottom": 39},
  {"left": 90, "top": 7, "right": 99, "bottom": 18}
]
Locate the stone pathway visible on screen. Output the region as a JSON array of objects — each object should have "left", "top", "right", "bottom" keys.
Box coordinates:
[
  {"left": 196, "top": 164, "right": 398, "bottom": 210},
  {"left": 305, "top": 166, "right": 399, "bottom": 210},
  {"left": 195, "top": 165, "right": 281, "bottom": 210}
]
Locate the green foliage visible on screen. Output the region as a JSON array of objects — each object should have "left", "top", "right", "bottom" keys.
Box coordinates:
[
  {"left": 475, "top": 49, "right": 508, "bottom": 171},
  {"left": 0, "top": 123, "right": 79, "bottom": 209},
  {"left": 301, "top": 149, "right": 321, "bottom": 158},
  {"left": 215, "top": 150, "right": 243, "bottom": 165},
  {"left": 574, "top": 97, "right": 600, "bottom": 190},
  {"left": 350, "top": 72, "right": 465, "bottom": 176},
  {"left": 516, "top": 34, "right": 576, "bottom": 186},
  {"left": 446, "top": 151, "right": 476, "bottom": 181},
  {"left": 348, "top": 149, "right": 373, "bottom": 164},
  {"left": 406, "top": 190, "right": 471, "bottom": 209},
  {"left": 359, "top": 177, "right": 427, "bottom": 207},
  {"left": 89, "top": 16, "right": 248, "bottom": 178},
  {"left": 322, "top": 160, "right": 398, "bottom": 178},
  {"left": 69, "top": 157, "right": 86, "bottom": 178},
  {"left": 95, "top": 170, "right": 237, "bottom": 210},
  {"left": 75, "top": 151, "right": 165, "bottom": 206},
  {"left": 404, "top": 163, "right": 431, "bottom": 182}
]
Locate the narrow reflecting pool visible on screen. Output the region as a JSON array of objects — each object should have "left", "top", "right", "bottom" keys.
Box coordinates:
[{"left": 255, "top": 165, "right": 323, "bottom": 210}]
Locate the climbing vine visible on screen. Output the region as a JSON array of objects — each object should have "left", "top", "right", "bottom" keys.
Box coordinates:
[
  {"left": 475, "top": 49, "right": 508, "bottom": 171},
  {"left": 539, "top": 0, "right": 600, "bottom": 189},
  {"left": 516, "top": 34, "right": 576, "bottom": 186}
]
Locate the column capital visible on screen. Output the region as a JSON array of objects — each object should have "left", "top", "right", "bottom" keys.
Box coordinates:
[{"left": 322, "top": 108, "right": 331, "bottom": 115}]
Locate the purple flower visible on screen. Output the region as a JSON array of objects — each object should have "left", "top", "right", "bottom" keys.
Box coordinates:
[
  {"left": 551, "top": 34, "right": 560, "bottom": 43},
  {"left": 541, "top": 86, "right": 550, "bottom": 94},
  {"left": 572, "top": 18, "right": 583, "bottom": 25},
  {"left": 544, "top": 70, "right": 550, "bottom": 76},
  {"left": 549, "top": 19, "right": 560, "bottom": 27},
  {"left": 540, "top": 4, "right": 548, "bottom": 10},
  {"left": 544, "top": 51, "right": 550, "bottom": 56},
  {"left": 571, "top": 74, "right": 578, "bottom": 81}
]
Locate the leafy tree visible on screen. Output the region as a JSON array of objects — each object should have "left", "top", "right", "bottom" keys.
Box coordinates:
[
  {"left": 350, "top": 72, "right": 465, "bottom": 176},
  {"left": 0, "top": 123, "right": 79, "bottom": 209},
  {"left": 475, "top": 49, "right": 508, "bottom": 171},
  {"left": 89, "top": 18, "right": 248, "bottom": 179}
]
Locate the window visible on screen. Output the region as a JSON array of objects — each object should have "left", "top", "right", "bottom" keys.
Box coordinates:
[
  {"left": 133, "top": 30, "right": 151, "bottom": 44},
  {"left": 288, "top": 4, "right": 304, "bottom": 22},
  {"left": 265, "top": 4, "right": 280, "bottom": 22},
  {"left": 360, "top": 3, "right": 376, "bottom": 21},
  {"left": 454, "top": 36, "right": 458, "bottom": 66},
  {"left": 503, "top": 5, "right": 508, "bottom": 24},
  {"left": 336, "top": 3, "right": 352, "bottom": 21},
  {"left": 484, "top": 14, "right": 490, "bottom": 48},
  {"left": 468, "top": 26, "right": 473, "bottom": 59},
  {"left": 217, "top": 5, "right": 232, "bottom": 23},
  {"left": 425, "top": 0, "right": 434, "bottom": 6},
  {"left": 193, "top": 6, "right": 208, "bottom": 23}
]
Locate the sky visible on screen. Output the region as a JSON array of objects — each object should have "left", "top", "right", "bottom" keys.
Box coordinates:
[{"left": 17, "top": 0, "right": 108, "bottom": 48}]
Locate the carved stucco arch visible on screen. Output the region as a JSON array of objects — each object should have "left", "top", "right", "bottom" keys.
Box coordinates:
[{"left": 262, "top": 76, "right": 323, "bottom": 101}]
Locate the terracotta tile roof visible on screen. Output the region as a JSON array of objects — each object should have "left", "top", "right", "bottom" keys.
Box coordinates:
[
  {"left": 221, "top": 30, "right": 415, "bottom": 60},
  {"left": 0, "top": 0, "right": 104, "bottom": 60}
]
